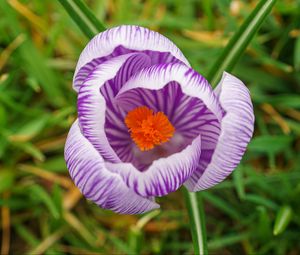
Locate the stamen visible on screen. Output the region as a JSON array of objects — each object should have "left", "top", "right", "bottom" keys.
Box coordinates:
[{"left": 125, "top": 106, "right": 175, "bottom": 151}]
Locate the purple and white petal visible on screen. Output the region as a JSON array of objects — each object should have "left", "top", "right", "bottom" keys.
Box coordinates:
[
  {"left": 117, "top": 63, "right": 223, "bottom": 121},
  {"left": 78, "top": 53, "right": 151, "bottom": 163},
  {"left": 65, "top": 120, "right": 159, "bottom": 214},
  {"left": 116, "top": 80, "right": 221, "bottom": 170},
  {"left": 116, "top": 63, "right": 222, "bottom": 170},
  {"left": 116, "top": 81, "right": 220, "bottom": 140},
  {"left": 106, "top": 134, "right": 202, "bottom": 197},
  {"left": 185, "top": 72, "right": 255, "bottom": 191},
  {"left": 74, "top": 25, "right": 190, "bottom": 91}
]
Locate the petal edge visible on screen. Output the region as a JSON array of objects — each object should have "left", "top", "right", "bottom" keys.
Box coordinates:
[
  {"left": 185, "top": 72, "right": 254, "bottom": 191},
  {"left": 64, "top": 120, "right": 159, "bottom": 214}
]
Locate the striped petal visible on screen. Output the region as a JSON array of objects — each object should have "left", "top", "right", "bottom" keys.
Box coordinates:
[
  {"left": 185, "top": 72, "right": 255, "bottom": 191},
  {"left": 78, "top": 53, "right": 151, "bottom": 163},
  {"left": 103, "top": 63, "right": 225, "bottom": 196},
  {"left": 74, "top": 25, "right": 190, "bottom": 91},
  {"left": 106, "top": 134, "right": 202, "bottom": 197},
  {"left": 117, "top": 63, "right": 223, "bottom": 121},
  {"left": 116, "top": 63, "right": 222, "bottom": 170},
  {"left": 65, "top": 120, "right": 159, "bottom": 214}
]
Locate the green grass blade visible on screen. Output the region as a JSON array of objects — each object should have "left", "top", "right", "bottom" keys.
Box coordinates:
[
  {"left": 294, "top": 36, "right": 300, "bottom": 71},
  {"left": 233, "top": 165, "right": 246, "bottom": 200},
  {"left": 58, "top": 0, "right": 106, "bottom": 39},
  {"left": 202, "top": 192, "right": 241, "bottom": 220},
  {"left": 30, "top": 185, "right": 60, "bottom": 219},
  {"left": 273, "top": 205, "right": 293, "bottom": 236},
  {"left": 183, "top": 189, "right": 208, "bottom": 255},
  {"left": 0, "top": 170, "right": 15, "bottom": 193},
  {"left": 207, "top": 0, "right": 277, "bottom": 87},
  {"left": 208, "top": 232, "right": 250, "bottom": 250}
]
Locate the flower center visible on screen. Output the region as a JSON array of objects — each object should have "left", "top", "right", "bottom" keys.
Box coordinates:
[{"left": 125, "top": 106, "right": 175, "bottom": 151}]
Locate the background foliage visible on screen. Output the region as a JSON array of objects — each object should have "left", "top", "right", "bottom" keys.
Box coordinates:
[{"left": 0, "top": 0, "right": 300, "bottom": 254}]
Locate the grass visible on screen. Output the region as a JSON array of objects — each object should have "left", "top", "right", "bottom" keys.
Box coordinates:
[{"left": 0, "top": 0, "right": 300, "bottom": 254}]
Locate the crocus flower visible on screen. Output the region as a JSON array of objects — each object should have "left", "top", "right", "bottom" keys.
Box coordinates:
[{"left": 65, "top": 25, "right": 254, "bottom": 214}]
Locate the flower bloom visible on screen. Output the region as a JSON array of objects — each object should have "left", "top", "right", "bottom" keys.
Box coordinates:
[{"left": 65, "top": 25, "right": 254, "bottom": 214}]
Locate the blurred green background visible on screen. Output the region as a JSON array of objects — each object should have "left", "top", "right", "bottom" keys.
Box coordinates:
[{"left": 0, "top": 0, "right": 300, "bottom": 254}]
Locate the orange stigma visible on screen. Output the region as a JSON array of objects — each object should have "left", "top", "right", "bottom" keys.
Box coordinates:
[{"left": 125, "top": 106, "right": 175, "bottom": 151}]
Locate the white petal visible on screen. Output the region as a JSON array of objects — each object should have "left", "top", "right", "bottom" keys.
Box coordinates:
[
  {"left": 185, "top": 72, "right": 255, "bottom": 191},
  {"left": 117, "top": 63, "right": 223, "bottom": 121},
  {"left": 106, "top": 135, "right": 202, "bottom": 197},
  {"left": 78, "top": 53, "right": 151, "bottom": 163},
  {"left": 64, "top": 120, "right": 159, "bottom": 214},
  {"left": 74, "top": 25, "right": 190, "bottom": 91}
]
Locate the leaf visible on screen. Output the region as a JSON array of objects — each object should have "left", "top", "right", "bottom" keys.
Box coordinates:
[
  {"left": 248, "top": 135, "right": 293, "bottom": 155},
  {"left": 0, "top": 104, "right": 7, "bottom": 128},
  {"left": 129, "top": 209, "right": 160, "bottom": 255},
  {"left": 14, "top": 224, "right": 39, "bottom": 246},
  {"left": 52, "top": 183, "right": 63, "bottom": 218},
  {"left": 0, "top": 1, "right": 66, "bottom": 107},
  {"left": 200, "top": 0, "right": 215, "bottom": 30},
  {"left": 0, "top": 170, "right": 15, "bottom": 193},
  {"left": 244, "top": 194, "right": 278, "bottom": 210},
  {"left": 252, "top": 94, "right": 300, "bottom": 108},
  {"left": 202, "top": 192, "right": 241, "bottom": 220},
  {"left": 294, "top": 36, "right": 300, "bottom": 71},
  {"left": 39, "top": 156, "right": 67, "bottom": 172},
  {"left": 14, "top": 142, "right": 45, "bottom": 162},
  {"left": 273, "top": 205, "right": 293, "bottom": 236},
  {"left": 58, "top": 0, "right": 106, "bottom": 39},
  {"left": 30, "top": 185, "right": 60, "bottom": 219},
  {"left": 233, "top": 165, "right": 246, "bottom": 200},
  {"left": 256, "top": 206, "right": 272, "bottom": 241},
  {"left": 9, "top": 115, "right": 49, "bottom": 142},
  {"left": 207, "top": 0, "right": 277, "bottom": 87},
  {"left": 208, "top": 232, "right": 250, "bottom": 250}
]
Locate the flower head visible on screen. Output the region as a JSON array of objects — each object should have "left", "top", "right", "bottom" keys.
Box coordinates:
[{"left": 65, "top": 25, "right": 254, "bottom": 214}]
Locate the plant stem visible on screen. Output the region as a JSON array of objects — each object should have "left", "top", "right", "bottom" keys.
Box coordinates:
[{"left": 184, "top": 189, "right": 208, "bottom": 255}]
